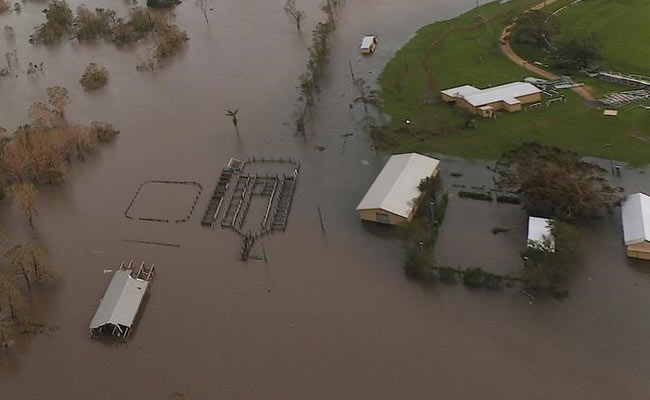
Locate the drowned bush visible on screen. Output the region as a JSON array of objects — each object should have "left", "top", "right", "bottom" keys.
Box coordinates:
[{"left": 79, "top": 63, "right": 109, "bottom": 90}]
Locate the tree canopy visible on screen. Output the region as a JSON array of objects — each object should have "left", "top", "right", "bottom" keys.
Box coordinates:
[{"left": 496, "top": 142, "right": 622, "bottom": 220}]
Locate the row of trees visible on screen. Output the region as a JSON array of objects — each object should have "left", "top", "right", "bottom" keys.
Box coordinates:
[
  {"left": 512, "top": 9, "right": 603, "bottom": 71},
  {"left": 292, "top": 0, "right": 344, "bottom": 136},
  {"left": 0, "top": 86, "right": 119, "bottom": 349}
]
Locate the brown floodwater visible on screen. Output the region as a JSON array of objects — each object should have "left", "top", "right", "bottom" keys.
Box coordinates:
[{"left": 1, "top": 0, "right": 650, "bottom": 399}]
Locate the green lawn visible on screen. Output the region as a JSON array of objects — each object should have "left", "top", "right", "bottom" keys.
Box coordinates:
[
  {"left": 376, "top": 0, "right": 650, "bottom": 166},
  {"left": 553, "top": 0, "right": 650, "bottom": 76}
]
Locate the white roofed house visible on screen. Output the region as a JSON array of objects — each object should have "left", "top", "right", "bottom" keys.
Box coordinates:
[
  {"left": 441, "top": 82, "right": 542, "bottom": 118},
  {"left": 527, "top": 217, "right": 555, "bottom": 252},
  {"left": 621, "top": 193, "right": 650, "bottom": 260},
  {"left": 356, "top": 153, "right": 440, "bottom": 225}
]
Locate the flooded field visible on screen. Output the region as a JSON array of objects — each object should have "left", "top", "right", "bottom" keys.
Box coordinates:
[{"left": 1, "top": 1, "right": 650, "bottom": 399}]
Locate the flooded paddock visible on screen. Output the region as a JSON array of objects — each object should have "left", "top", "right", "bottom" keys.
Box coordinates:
[{"left": 1, "top": 1, "right": 650, "bottom": 399}]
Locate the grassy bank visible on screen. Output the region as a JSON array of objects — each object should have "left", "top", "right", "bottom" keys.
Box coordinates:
[{"left": 376, "top": 0, "right": 650, "bottom": 166}]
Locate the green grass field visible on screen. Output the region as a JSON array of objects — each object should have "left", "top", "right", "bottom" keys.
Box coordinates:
[
  {"left": 376, "top": 0, "right": 650, "bottom": 166},
  {"left": 553, "top": 0, "right": 650, "bottom": 76}
]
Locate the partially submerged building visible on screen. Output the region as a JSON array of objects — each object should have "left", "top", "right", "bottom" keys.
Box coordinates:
[
  {"left": 527, "top": 216, "right": 555, "bottom": 252},
  {"left": 621, "top": 193, "right": 650, "bottom": 260},
  {"left": 360, "top": 35, "right": 378, "bottom": 54},
  {"left": 89, "top": 261, "right": 155, "bottom": 340},
  {"left": 441, "top": 82, "right": 542, "bottom": 117},
  {"left": 356, "top": 153, "right": 440, "bottom": 225}
]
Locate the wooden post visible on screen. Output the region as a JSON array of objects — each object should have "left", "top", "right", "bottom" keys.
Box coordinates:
[
  {"left": 261, "top": 242, "right": 268, "bottom": 263},
  {"left": 317, "top": 205, "right": 326, "bottom": 232},
  {"left": 348, "top": 60, "right": 355, "bottom": 82}
]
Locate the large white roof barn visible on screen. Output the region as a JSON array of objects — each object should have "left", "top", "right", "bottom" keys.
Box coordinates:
[
  {"left": 356, "top": 153, "right": 440, "bottom": 225},
  {"left": 89, "top": 261, "right": 155, "bottom": 340},
  {"left": 527, "top": 217, "right": 555, "bottom": 252},
  {"left": 621, "top": 193, "right": 650, "bottom": 260},
  {"left": 441, "top": 82, "right": 541, "bottom": 117}
]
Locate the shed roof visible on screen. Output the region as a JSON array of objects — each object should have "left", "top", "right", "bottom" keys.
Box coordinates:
[
  {"left": 360, "top": 36, "right": 376, "bottom": 49},
  {"left": 441, "top": 82, "right": 541, "bottom": 107},
  {"left": 622, "top": 193, "right": 650, "bottom": 245},
  {"left": 527, "top": 216, "right": 555, "bottom": 252},
  {"left": 356, "top": 153, "right": 440, "bottom": 218},
  {"left": 89, "top": 270, "right": 149, "bottom": 330}
]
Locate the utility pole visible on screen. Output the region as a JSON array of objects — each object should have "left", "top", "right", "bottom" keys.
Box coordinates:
[
  {"left": 348, "top": 60, "right": 355, "bottom": 82},
  {"left": 605, "top": 143, "right": 615, "bottom": 175},
  {"left": 317, "top": 205, "right": 326, "bottom": 233}
]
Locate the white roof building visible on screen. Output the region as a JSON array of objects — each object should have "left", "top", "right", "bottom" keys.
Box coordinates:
[
  {"left": 356, "top": 153, "right": 440, "bottom": 221},
  {"left": 527, "top": 216, "right": 555, "bottom": 252},
  {"left": 621, "top": 193, "right": 650, "bottom": 245},
  {"left": 441, "top": 82, "right": 541, "bottom": 107},
  {"left": 360, "top": 36, "right": 377, "bottom": 50}
]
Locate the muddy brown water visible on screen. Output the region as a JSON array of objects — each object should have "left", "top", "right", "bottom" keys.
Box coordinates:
[{"left": 1, "top": 1, "right": 650, "bottom": 399}]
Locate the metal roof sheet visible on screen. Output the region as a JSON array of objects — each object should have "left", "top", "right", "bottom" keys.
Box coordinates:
[
  {"left": 527, "top": 216, "right": 555, "bottom": 252},
  {"left": 89, "top": 270, "right": 149, "bottom": 330},
  {"left": 356, "top": 153, "right": 440, "bottom": 218},
  {"left": 622, "top": 193, "right": 650, "bottom": 245}
]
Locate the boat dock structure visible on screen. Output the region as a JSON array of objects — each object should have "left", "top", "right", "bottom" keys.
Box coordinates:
[{"left": 88, "top": 261, "right": 155, "bottom": 341}]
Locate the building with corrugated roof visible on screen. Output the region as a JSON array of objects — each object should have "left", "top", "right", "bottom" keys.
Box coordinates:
[
  {"left": 441, "top": 82, "right": 541, "bottom": 117},
  {"left": 356, "top": 153, "right": 440, "bottom": 225},
  {"left": 89, "top": 261, "right": 155, "bottom": 340},
  {"left": 621, "top": 193, "right": 650, "bottom": 260}
]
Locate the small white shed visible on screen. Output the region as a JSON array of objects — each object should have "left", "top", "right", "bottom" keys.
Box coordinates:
[
  {"left": 360, "top": 35, "right": 377, "bottom": 54},
  {"left": 621, "top": 192, "right": 650, "bottom": 260},
  {"left": 527, "top": 216, "right": 555, "bottom": 252}
]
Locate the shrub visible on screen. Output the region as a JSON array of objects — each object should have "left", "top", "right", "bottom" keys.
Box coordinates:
[
  {"left": 437, "top": 266, "right": 459, "bottom": 283},
  {"left": 89, "top": 121, "right": 119, "bottom": 142},
  {"left": 73, "top": 6, "right": 116, "bottom": 40},
  {"left": 405, "top": 247, "right": 434, "bottom": 280},
  {"left": 496, "top": 195, "right": 520, "bottom": 204},
  {"left": 153, "top": 23, "right": 188, "bottom": 60},
  {"left": 458, "top": 191, "right": 492, "bottom": 201},
  {"left": 79, "top": 63, "right": 108, "bottom": 90},
  {"left": 112, "top": 7, "right": 155, "bottom": 45},
  {"left": 146, "top": 0, "right": 180, "bottom": 9},
  {"left": 0, "top": 0, "right": 10, "bottom": 14}
]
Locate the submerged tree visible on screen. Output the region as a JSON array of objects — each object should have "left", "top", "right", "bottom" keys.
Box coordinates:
[
  {"left": 7, "top": 245, "right": 31, "bottom": 291},
  {"left": 11, "top": 183, "right": 37, "bottom": 226},
  {"left": 226, "top": 109, "right": 240, "bottom": 136},
  {"left": 196, "top": 0, "right": 210, "bottom": 24},
  {"left": 496, "top": 142, "right": 622, "bottom": 220},
  {"left": 46, "top": 86, "right": 70, "bottom": 121},
  {"left": 30, "top": 0, "right": 73, "bottom": 44},
  {"left": 283, "top": 0, "right": 306, "bottom": 31}
]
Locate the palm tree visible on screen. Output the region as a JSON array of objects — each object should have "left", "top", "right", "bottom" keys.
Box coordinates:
[{"left": 226, "top": 109, "right": 239, "bottom": 136}]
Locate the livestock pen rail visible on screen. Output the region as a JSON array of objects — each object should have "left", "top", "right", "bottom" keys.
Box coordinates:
[{"left": 201, "top": 157, "right": 300, "bottom": 260}]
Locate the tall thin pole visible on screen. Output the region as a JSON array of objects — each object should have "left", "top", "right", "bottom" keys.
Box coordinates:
[
  {"left": 317, "top": 205, "right": 326, "bottom": 232},
  {"left": 605, "top": 143, "right": 615, "bottom": 175},
  {"left": 261, "top": 242, "right": 268, "bottom": 263},
  {"left": 348, "top": 60, "right": 355, "bottom": 82}
]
